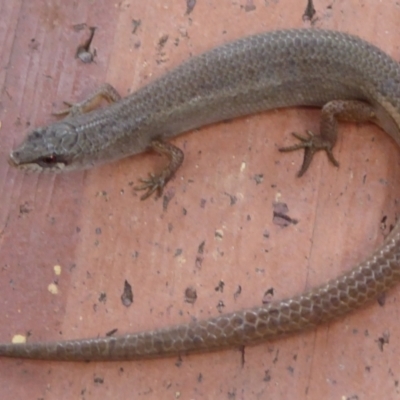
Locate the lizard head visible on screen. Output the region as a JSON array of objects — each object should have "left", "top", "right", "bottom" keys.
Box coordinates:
[{"left": 9, "top": 122, "right": 82, "bottom": 172}]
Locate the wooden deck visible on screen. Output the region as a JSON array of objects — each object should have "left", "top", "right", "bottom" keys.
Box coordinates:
[{"left": 1, "top": 0, "right": 400, "bottom": 398}]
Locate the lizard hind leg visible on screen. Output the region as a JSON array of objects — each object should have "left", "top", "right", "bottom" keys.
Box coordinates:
[
  {"left": 279, "top": 100, "right": 376, "bottom": 177},
  {"left": 52, "top": 83, "right": 122, "bottom": 118}
]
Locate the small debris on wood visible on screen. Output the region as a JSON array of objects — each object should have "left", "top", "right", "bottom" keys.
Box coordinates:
[
  {"left": 215, "top": 280, "right": 225, "bottom": 292},
  {"left": 216, "top": 300, "right": 225, "bottom": 313},
  {"left": 120, "top": 280, "right": 134, "bottom": 307},
  {"left": 131, "top": 19, "right": 141, "bottom": 34},
  {"left": 273, "top": 202, "right": 298, "bottom": 227},
  {"left": 184, "top": 286, "right": 197, "bottom": 304},
  {"left": 376, "top": 331, "right": 390, "bottom": 351},
  {"left": 76, "top": 26, "right": 97, "bottom": 63},
  {"left": 195, "top": 241, "right": 205, "bottom": 269},
  {"left": 262, "top": 288, "right": 274, "bottom": 304},
  {"left": 303, "top": 0, "right": 316, "bottom": 21},
  {"left": 106, "top": 328, "right": 118, "bottom": 337},
  {"left": 234, "top": 285, "right": 242, "bottom": 300},
  {"left": 185, "top": 0, "right": 197, "bottom": 15}
]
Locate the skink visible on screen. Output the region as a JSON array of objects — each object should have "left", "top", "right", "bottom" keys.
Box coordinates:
[{"left": 4, "top": 28, "right": 400, "bottom": 361}]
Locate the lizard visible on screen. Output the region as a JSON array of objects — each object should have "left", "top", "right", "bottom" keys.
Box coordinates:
[{"left": 3, "top": 28, "right": 400, "bottom": 361}]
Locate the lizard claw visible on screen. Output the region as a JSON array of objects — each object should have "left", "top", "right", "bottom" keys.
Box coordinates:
[
  {"left": 134, "top": 139, "right": 184, "bottom": 200},
  {"left": 279, "top": 130, "right": 339, "bottom": 177},
  {"left": 134, "top": 173, "right": 167, "bottom": 200}
]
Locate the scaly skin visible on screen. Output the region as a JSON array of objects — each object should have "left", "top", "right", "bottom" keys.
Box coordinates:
[{"left": 4, "top": 29, "right": 400, "bottom": 361}]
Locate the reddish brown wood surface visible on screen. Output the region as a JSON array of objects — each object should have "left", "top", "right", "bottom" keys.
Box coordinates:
[{"left": 1, "top": 1, "right": 400, "bottom": 398}]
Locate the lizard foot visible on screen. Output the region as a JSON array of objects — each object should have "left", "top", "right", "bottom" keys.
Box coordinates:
[
  {"left": 279, "top": 130, "right": 339, "bottom": 177},
  {"left": 134, "top": 140, "right": 184, "bottom": 200},
  {"left": 135, "top": 172, "right": 169, "bottom": 200}
]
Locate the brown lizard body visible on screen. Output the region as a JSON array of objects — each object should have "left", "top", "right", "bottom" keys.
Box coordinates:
[{"left": 4, "top": 29, "right": 400, "bottom": 361}]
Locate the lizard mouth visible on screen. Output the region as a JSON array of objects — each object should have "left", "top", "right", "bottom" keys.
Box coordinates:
[
  {"left": 8, "top": 155, "right": 43, "bottom": 172},
  {"left": 8, "top": 151, "right": 67, "bottom": 172}
]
